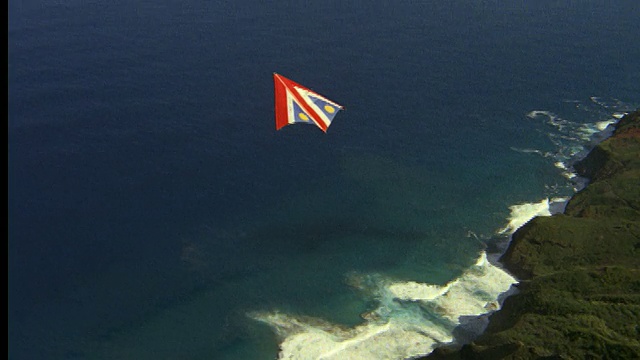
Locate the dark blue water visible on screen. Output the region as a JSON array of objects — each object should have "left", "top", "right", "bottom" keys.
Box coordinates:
[{"left": 9, "top": 1, "right": 639, "bottom": 359}]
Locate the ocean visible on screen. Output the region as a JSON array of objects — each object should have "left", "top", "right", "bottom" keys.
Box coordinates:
[{"left": 8, "top": 1, "right": 639, "bottom": 359}]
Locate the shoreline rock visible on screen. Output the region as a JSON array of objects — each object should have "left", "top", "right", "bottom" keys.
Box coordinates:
[{"left": 424, "top": 109, "right": 640, "bottom": 359}]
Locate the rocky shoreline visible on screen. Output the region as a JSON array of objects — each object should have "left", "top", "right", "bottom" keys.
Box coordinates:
[{"left": 424, "top": 109, "right": 640, "bottom": 359}]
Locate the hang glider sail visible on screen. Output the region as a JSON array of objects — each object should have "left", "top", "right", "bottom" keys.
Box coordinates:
[{"left": 273, "top": 73, "right": 344, "bottom": 132}]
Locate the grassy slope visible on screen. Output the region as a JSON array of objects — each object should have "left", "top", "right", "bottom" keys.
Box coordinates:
[{"left": 426, "top": 110, "right": 640, "bottom": 360}]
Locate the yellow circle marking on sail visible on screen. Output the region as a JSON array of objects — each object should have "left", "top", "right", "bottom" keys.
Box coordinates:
[
  {"left": 298, "top": 113, "right": 309, "bottom": 121},
  {"left": 324, "top": 105, "right": 335, "bottom": 114}
]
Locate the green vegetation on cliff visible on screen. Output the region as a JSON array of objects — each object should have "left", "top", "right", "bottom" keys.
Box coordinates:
[{"left": 426, "top": 110, "right": 640, "bottom": 359}]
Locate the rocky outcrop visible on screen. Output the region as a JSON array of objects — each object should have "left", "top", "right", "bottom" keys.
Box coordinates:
[{"left": 425, "top": 110, "right": 640, "bottom": 359}]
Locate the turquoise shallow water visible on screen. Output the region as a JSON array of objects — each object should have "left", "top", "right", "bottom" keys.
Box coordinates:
[{"left": 8, "top": 1, "right": 639, "bottom": 358}]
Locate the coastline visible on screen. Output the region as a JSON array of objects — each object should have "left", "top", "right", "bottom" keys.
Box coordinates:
[
  {"left": 424, "top": 109, "right": 640, "bottom": 359},
  {"left": 251, "top": 108, "right": 637, "bottom": 360}
]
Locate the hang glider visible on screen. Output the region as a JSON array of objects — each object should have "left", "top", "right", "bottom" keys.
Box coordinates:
[{"left": 273, "top": 73, "right": 344, "bottom": 133}]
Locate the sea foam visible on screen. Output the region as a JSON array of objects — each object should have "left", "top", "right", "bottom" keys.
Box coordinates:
[
  {"left": 523, "top": 103, "right": 628, "bottom": 189},
  {"left": 250, "top": 251, "right": 516, "bottom": 360}
]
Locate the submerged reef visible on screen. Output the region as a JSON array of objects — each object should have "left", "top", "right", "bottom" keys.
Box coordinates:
[{"left": 425, "top": 109, "right": 640, "bottom": 359}]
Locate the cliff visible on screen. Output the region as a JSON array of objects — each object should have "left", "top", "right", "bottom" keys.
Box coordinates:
[{"left": 425, "top": 109, "right": 640, "bottom": 359}]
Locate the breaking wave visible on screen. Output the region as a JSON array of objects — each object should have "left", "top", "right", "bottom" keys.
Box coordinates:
[
  {"left": 497, "top": 197, "right": 569, "bottom": 235},
  {"left": 250, "top": 251, "right": 516, "bottom": 360}
]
